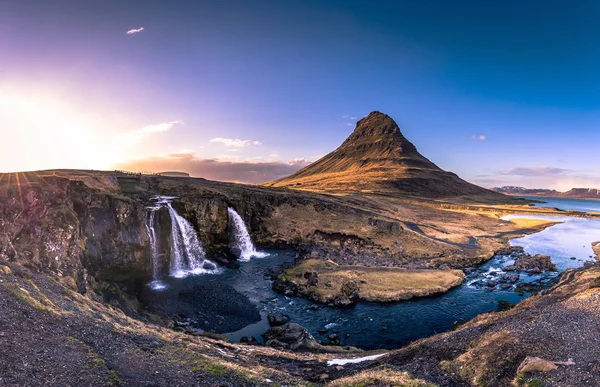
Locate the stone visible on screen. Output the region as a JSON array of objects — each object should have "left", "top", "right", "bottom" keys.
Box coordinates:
[
  {"left": 267, "top": 312, "right": 291, "bottom": 327},
  {"left": 263, "top": 323, "right": 320, "bottom": 351}
]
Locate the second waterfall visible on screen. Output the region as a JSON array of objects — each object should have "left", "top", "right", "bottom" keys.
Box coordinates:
[{"left": 228, "top": 207, "right": 269, "bottom": 261}]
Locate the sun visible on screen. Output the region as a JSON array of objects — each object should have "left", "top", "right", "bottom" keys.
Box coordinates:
[{"left": 0, "top": 90, "right": 118, "bottom": 172}]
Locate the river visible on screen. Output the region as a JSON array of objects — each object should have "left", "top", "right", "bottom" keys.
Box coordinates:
[{"left": 141, "top": 197, "right": 600, "bottom": 350}]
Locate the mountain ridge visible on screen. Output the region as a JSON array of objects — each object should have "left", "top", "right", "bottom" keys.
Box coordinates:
[{"left": 492, "top": 186, "right": 600, "bottom": 199}]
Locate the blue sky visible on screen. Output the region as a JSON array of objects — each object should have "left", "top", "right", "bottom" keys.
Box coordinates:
[{"left": 1, "top": 0, "right": 599, "bottom": 189}]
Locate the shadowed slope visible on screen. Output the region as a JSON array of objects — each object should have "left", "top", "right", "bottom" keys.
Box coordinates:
[{"left": 267, "top": 111, "right": 506, "bottom": 200}]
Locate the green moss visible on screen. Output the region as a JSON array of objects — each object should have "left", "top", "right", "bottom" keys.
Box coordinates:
[
  {"left": 527, "top": 380, "right": 543, "bottom": 387},
  {"left": 191, "top": 360, "right": 230, "bottom": 376},
  {"left": 475, "top": 377, "right": 488, "bottom": 387}
]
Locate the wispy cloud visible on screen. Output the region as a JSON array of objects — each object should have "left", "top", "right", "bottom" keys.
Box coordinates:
[
  {"left": 471, "top": 134, "right": 486, "bottom": 141},
  {"left": 115, "top": 152, "right": 311, "bottom": 184},
  {"left": 126, "top": 27, "right": 145, "bottom": 35},
  {"left": 140, "top": 120, "right": 182, "bottom": 134},
  {"left": 497, "top": 166, "right": 570, "bottom": 176},
  {"left": 119, "top": 120, "right": 182, "bottom": 146},
  {"left": 210, "top": 137, "right": 262, "bottom": 147}
]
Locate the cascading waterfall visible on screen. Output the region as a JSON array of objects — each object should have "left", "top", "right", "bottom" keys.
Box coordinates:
[
  {"left": 148, "top": 196, "right": 219, "bottom": 282},
  {"left": 227, "top": 207, "right": 268, "bottom": 261},
  {"left": 144, "top": 207, "right": 166, "bottom": 290}
]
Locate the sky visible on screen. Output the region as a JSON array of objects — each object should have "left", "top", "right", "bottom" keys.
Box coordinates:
[{"left": 1, "top": 0, "right": 599, "bottom": 189}]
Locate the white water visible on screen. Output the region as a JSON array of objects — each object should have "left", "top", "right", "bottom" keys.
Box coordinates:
[
  {"left": 227, "top": 207, "right": 268, "bottom": 261},
  {"left": 147, "top": 196, "right": 219, "bottom": 282},
  {"left": 144, "top": 208, "right": 167, "bottom": 290}
]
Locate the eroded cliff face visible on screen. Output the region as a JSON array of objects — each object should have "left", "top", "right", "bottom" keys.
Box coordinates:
[{"left": 0, "top": 173, "right": 150, "bottom": 292}]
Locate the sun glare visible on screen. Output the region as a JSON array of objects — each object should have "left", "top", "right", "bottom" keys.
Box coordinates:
[{"left": 0, "top": 90, "right": 118, "bottom": 172}]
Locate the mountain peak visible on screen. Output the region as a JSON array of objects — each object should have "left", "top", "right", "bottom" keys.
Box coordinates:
[
  {"left": 344, "top": 111, "right": 417, "bottom": 154},
  {"left": 266, "top": 111, "right": 504, "bottom": 200}
]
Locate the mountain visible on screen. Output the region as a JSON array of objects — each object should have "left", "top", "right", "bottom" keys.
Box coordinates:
[
  {"left": 491, "top": 186, "right": 561, "bottom": 196},
  {"left": 267, "top": 111, "right": 506, "bottom": 200},
  {"left": 491, "top": 186, "right": 600, "bottom": 200},
  {"left": 561, "top": 188, "right": 600, "bottom": 199}
]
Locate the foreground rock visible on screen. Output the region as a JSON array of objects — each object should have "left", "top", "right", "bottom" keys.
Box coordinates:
[
  {"left": 274, "top": 259, "right": 465, "bottom": 306},
  {"left": 263, "top": 323, "right": 357, "bottom": 354}
]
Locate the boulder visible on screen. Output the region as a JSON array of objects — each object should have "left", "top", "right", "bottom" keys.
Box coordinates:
[
  {"left": 267, "top": 312, "right": 291, "bottom": 327},
  {"left": 263, "top": 323, "right": 320, "bottom": 351}
]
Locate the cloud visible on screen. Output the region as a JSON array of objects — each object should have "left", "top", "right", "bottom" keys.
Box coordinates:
[
  {"left": 139, "top": 120, "right": 182, "bottom": 134},
  {"left": 126, "top": 27, "right": 145, "bottom": 35},
  {"left": 497, "top": 166, "right": 570, "bottom": 176},
  {"left": 210, "top": 137, "right": 262, "bottom": 147},
  {"left": 114, "top": 153, "right": 312, "bottom": 184},
  {"left": 471, "top": 134, "right": 486, "bottom": 141},
  {"left": 119, "top": 120, "right": 182, "bottom": 146}
]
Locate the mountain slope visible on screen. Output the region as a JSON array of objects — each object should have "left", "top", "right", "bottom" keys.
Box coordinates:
[{"left": 267, "top": 111, "right": 507, "bottom": 200}]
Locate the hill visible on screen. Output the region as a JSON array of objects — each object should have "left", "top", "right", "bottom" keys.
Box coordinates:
[{"left": 266, "top": 111, "right": 507, "bottom": 201}]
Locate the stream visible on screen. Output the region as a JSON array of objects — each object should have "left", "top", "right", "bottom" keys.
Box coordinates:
[{"left": 140, "top": 197, "right": 600, "bottom": 351}]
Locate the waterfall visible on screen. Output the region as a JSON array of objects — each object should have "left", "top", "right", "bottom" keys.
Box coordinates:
[
  {"left": 148, "top": 196, "right": 219, "bottom": 280},
  {"left": 145, "top": 207, "right": 167, "bottom": 290},
  {"left": 227, "top": 207, "right": 268, "bottom": 261}
]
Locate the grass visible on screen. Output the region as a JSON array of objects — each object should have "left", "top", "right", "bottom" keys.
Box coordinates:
[
  {"left": 281, "top": 259, "right": 465, "bottom": 303},
  {"left": 327, "top": 369, "right": 436, "bottom": 387},
  {"left": 507, "top": 218, "right": 561, "bottom": 230}
]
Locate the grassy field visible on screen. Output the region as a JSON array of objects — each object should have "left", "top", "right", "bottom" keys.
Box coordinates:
[{"left": 281, "top": 259, "right": 465, "bottom": 303}]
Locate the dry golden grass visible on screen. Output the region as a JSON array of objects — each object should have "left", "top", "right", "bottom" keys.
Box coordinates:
[
  {"left": 327, "top": 368, "right": 436, "bottom": 387},
  {"left": 506, "top": 218, "right": 561, "bottom": 229},
  {"left": 281, "top": 259, "right": 465, "bottom": 303}
]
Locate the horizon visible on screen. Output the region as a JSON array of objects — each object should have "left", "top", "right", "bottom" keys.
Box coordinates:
[{"left": 2, "top": 1, "right": 600, "bottom": 190}]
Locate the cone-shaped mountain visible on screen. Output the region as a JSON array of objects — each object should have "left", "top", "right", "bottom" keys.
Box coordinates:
[{"left": 267, "top": 111, "right": 504, "bottom": 199}]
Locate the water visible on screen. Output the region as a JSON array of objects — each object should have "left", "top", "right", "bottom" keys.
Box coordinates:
[
  {"left": 222, "top": 251, "right": 529, "bottom": 350},
  {"left": 521, "top": 196, "right": 600, "bottom": 213},
  {"left": 503, "top": 214, "right": 600, "bottom": 271},
  {"left": 227, "top": 207, "right": 269, "bottom": 261},
  {"left": 141, "top": 197, "right": 600, "bottom": 350},
  {"left": 144, "top": 208, "right": 167, "bottom": 290},
  {"left": 148, "top": 196, "right": 219, "bottom": 283}
]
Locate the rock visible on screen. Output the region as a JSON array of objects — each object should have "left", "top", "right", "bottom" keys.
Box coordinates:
[
  {"left": 513, "top": 254, "right": 557, "bottom": 272},
  {"left": 230, "top": 247, "right": 242, "bottom": 258},
  {"left": 517, "top": 356, "right": 574, "bottom": 374},
  {"left": 263, "top": 323, "right": 320, "bottom": 351},
  {"left": 304, "top": 271, "right": 319, "bottom": 287},
  {"left": 503, "top": 273, "right": 520, "bottom": 283},
  {"left": 267, "top": 312, "right": 291, "bottom": 327},
  {"left": 240, "top": 336, "right": 258, "bottom": 345},
  {"left": 328, "top": 334, "right": 340, "bottom": 345},
  {"left": 307, "top": 304, "right": 319, "bottom": 311}
]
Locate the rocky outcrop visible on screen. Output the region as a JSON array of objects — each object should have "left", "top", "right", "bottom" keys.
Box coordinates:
[
  {"left": 505, "top": 253, "right": 558, "bottom": 273},
  {"left": 0, "top": 173, "right": 150, "bottom": 292},
  {"left": 263, "top": 323, "right": 320, "bottom": 351}
]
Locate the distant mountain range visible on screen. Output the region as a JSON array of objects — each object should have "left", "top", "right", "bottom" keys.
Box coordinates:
[
  {"left": 266, "top": 111, "right": 507, "bottom": 201},
  {"left": 491, "top": 186, "right": 600, "bottom": 199}
]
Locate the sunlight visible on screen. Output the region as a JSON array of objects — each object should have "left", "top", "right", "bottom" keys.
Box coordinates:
[{"left": 0, "top": 90, "right": 117, "bottom": 172}]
